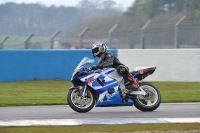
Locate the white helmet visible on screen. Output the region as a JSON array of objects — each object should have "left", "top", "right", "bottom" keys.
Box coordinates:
[{"left": 92, "top": 42, "right": 107, "bottom": 57}]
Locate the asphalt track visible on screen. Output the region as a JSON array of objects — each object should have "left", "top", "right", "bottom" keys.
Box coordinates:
[{"left": 0, "top": 103, "right": 200, "bottom": 121}]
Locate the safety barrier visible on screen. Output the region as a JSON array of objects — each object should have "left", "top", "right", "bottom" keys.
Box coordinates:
[
  {"left": 118, "top": 49, "right": 200, "bottom": 82},
  {"left": 0, "top": 50, "right": 117, "bottom": 82},
  {"left": 0, "top": 49, "right": 199, "bottom": 82}
]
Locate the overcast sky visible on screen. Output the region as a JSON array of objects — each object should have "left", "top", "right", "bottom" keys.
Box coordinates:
[{"left": 0, "top": 0, "right": 135, "bottom": 10}]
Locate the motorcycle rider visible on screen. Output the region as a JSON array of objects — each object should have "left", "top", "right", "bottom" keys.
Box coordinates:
[{"left": 90, "top": 42, "right": 139, "bottom": 91}]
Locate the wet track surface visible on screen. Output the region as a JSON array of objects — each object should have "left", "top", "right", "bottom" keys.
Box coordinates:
[{"left": 0, "top": 103, "right": 200, "bottom": 120}]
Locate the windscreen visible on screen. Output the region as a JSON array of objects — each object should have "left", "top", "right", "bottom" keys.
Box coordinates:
[{"left": 76, "top": 57, "right": 94, "bottom": 69}]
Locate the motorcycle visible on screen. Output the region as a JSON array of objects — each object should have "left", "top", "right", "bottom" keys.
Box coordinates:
[{"left": 67, "top": 57, "right": 161, "bottom": 113}]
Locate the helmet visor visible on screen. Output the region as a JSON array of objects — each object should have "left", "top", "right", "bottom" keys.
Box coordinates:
[{"left": 92, "top": 47, "right": 99, "bottom": 57}]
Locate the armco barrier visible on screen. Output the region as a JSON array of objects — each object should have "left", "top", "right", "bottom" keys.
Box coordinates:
[
  {"left": 0, "top": 50, "right": 117, "bottom": 82},
  {"left": 118, "top": 49, "right": 200, "bottom": 82}
]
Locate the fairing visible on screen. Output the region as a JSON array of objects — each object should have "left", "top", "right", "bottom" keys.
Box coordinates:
[
  {"left": 71, "top": 57, "right": 134, "bottom": 106},
  {"left": 79, "top": 68, "right": 134, "bottom": 106},
  {"left": 132, "top": 67, "right": 156, "bottom": 78},
  {"left": 71, "top": 57, "right": 94, "bottom": 81}
]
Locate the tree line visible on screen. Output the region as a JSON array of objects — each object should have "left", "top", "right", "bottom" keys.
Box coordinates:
[
  {"left": 0, "top": 1, "right": 121, "bottom": 37},
  {"left": 1, "top": 0, "right": 200, "bottom": 38},
  {"left": 126, "top": 0, "right": 200, "bottom": 18}
]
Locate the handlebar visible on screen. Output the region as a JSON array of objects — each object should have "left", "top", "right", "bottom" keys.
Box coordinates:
[{"left": 84, "top": 68, "right": 92, "bottom": 72}]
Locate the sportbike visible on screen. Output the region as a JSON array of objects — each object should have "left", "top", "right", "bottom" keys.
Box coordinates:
[{"left": 67, "top": 57, "right": 161, "bottom": 113}]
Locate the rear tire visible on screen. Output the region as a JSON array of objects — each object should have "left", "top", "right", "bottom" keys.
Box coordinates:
[
  {"left": 67, "top": 88, "right": 95, "bottom": 113},
  {"left": 133, "top": 82, "right": 161, "bottom": 111}
]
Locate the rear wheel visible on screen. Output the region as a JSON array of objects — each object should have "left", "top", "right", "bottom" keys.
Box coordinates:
[
  {"left": 67, "top": 87, "right": 95, "bottom": 113},
  {"left": 133, "top": 82, "right": 161, "bottom": 111}
]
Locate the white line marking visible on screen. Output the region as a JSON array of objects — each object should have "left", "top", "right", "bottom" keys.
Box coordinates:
[
  {"left": 0, "top": 118, "right": 200, "bottom": 126},
  {"left": 159, "top": 118, "right": 200, "bottom": 123},
  {"left": 0, "top": 119, "right": 79, "bottom": 126}
]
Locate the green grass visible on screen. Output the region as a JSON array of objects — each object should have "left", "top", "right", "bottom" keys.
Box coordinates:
[
  {"left": 0, "top": 79, "right": 71, "bottom": 106},
  {"left": 0, "top": 80, "right": 200, "bottom": 106},
  {"left": 0, "top": 123, "right": 200, "bottom": 133},
  {"left": 153, "top": 82, "right": 200, "bottom": 102}
]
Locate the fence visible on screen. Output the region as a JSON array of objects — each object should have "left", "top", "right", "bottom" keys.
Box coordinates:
[
  {"left": 0, "top": 31, "right": 60, "bottom": 50},
  {"left": 0, "top": 16, "right": 200, "bottom": 49}
]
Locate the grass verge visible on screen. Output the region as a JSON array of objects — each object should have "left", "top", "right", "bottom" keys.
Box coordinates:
[
  {"left": 0, "top": 80, "right": 200, "bottom": 106},
  {"left": 0, "top": 123, "right": 200, "bottom": 133}
]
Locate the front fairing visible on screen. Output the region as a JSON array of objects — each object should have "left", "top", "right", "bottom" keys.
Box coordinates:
[
  {"left": 71, "top": 57, "right": 94, "bottom": 81},
  {"left": 71, "top": 67, "right": 92, "bottom": 82}
]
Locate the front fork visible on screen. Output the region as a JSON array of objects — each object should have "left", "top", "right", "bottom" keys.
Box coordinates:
[
  {"left": 77, "top": 84, "right": 87, "bottom": 97},
  {"left": 82, "top": 84, "right": 87, "bottom": 97}
]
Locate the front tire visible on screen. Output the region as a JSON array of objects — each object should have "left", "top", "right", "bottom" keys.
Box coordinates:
[
  {"left": 133, "top": 82, "right": 161, "bottom": 111},
  {"left": 67, "top": 87, "right": 95, "bottom": 113}
]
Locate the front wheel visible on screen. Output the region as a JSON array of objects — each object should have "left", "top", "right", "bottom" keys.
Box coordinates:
[
  {"left": 67, "top": 87, "right": 95, "bottom": 113},
  {"left": 133, "top": 82, "right": 161, "bottom": 111}
]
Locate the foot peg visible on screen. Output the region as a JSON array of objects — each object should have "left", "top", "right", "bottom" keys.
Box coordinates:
[{"left": 126, "top": 85, "right": 139, "bottom": 91}]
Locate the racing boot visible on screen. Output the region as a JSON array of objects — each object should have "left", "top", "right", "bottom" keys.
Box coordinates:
[{"left": 127, "top": 74, "right": 139, "bottom": 91}]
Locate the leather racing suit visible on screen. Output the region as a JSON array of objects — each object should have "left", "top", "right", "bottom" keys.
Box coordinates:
[{"left": 91, "top": 52, "right": 138, "bottom": 90}]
